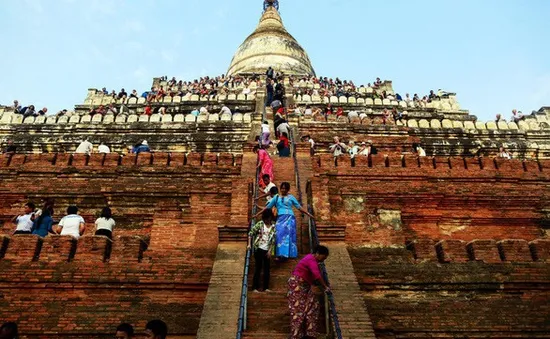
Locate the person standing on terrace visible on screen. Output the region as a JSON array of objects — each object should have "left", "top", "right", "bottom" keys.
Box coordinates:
[
  {"left": 253, "top": 145, "right": 274, "bottom": 187},
  {"left": 287, "top": 245, "right": 331, "bottom": 339},
  {"left": 254, "top": 182, "right": 313, "bottom": 260}
]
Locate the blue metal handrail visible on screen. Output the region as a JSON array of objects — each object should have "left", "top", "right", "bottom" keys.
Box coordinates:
[
  {"left": 307, "top": 205, "right": 343, "bottom": 339},
  {"left": 236, "top": 100, "right": 267, "bottom": 339}
]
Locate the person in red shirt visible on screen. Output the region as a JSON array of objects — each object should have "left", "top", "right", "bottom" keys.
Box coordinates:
[
  {"left": 287, "top": 245, "right": 330, "bottom": 339},
  {"left": 335, "top": 107, "right": 344, "bottom": 117},
  {"left": 277, "top": 132, "right": 290, "bottom": 157},
  {"left": 144, "top": 105, "right": 152, "bottom": 116}
]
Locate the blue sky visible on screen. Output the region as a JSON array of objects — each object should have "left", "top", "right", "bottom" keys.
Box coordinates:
[{"left": 1, "top": 0, "right": 549, "bottom": 121}]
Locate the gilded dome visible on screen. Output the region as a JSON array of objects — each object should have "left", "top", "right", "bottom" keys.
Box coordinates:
[{"left": 227, "top": 6, "right": 315, "bottom": 77}]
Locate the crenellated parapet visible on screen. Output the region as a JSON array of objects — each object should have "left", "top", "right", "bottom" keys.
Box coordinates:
[
  {"left": 0, "top": 234, "right": 147, "bottom": 263},
  {"left": 0, "top": 152, "right": 243, "bottom": 174},
  {"left": 407, "top": 238, "right": 550, "bottom": 263},
  {"left": 0, "top": 111, "right": 254, "bottom": 125},
  {"left": 0, "top": 118, "right": 253, "bottom": 153}
]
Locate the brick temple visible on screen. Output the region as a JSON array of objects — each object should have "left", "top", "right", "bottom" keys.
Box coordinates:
[{"left": 1, "top": 5, "right": 549, "bottom": 339}]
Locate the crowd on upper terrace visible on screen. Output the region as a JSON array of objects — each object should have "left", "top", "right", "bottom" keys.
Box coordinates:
[
  {"left": 291, "top": 75, "right": 455, "bottom": 109},
  {"left": 92, "top": 74, "right": 261, "bottom": 105}
]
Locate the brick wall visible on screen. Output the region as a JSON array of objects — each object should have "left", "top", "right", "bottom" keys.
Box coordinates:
[
  {"left": 0, "top": 152, "right": 247, "bottom": 338},
  {"left": 310, "top": 154, "right": 550, "bottom": 245},
  {"left": 349, "top": 245, "right": 550, "bottom": 338}
]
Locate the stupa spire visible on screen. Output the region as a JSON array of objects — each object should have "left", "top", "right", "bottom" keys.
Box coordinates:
[{"left": 227, "top": 1, "right": 315, "bottom": 76}]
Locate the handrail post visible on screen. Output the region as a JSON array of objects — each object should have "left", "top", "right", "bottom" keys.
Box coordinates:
[{"left": 324, "top": 294, "right": 331, "bottom": 337}]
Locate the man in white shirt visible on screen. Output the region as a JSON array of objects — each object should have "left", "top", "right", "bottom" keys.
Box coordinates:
[
  {"left": 98, "top": 142, "right": 111, "bottom": 154},
  {"left": 219, "top": 105, "right": 232, "bottom": 115},
  {"left": 199, "top": 106, "right": 209, "bottom": 115},
  {"left": 75, "top": 139, "right": 93, "bottom": 155},
  {"left": 56, "top": 206, "right": 86, "bottom": 239},
  {"left": 256, "top": 174, "right": 277, "bottom": 204},
  {"left": 348, "top": 111, "right": 359, "bottom": 119},
  {"left": 12, "top": 202, "right": 36, "bottom": 235}
]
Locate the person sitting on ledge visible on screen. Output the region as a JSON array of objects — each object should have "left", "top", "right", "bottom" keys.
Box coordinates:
[
  {"left": 75, "top": 139, "right": 94, "bottom": 155},
  {"left": 0, "top": 322, "right": 18, "bottom": 339},
  {"left": 31, "top": 203, "right": 54, "bottom": 237},
  {"left": 54, "top": 205, "right": 86, "bottom": 239},
  {"left": 329, "top": 136, "right": 347, "bottom": 157},
  {"left": 130, "top": 89, "right": 139, "bottom": 99},
  {"left": 219, "top": 104, "right": 232, "bottom": 115},
  {"left": 3, "top": 140, "right": 16, "bottom": 154},
  {"left": 392, "top": 108, "right": 403, "bottom": 123},
  {"left": 200, "top": 105, "right": 209, "bottom": 115},
  {"left": 98, "top": 142, "right": 111, "bottom": 154},
  {"left": 144, "top": 319, "right": 168, "bottom": 339},
  {"left": 499, "top": 146, "right": 511, "bottom": 159},
  {"left": 191, "top": 107, "right": 200, "bottom": 117},
  {"left": 21, "top": 105, "right": 36, "bottom": 117},
  {"left": 412, "top": 143, "right": 427, "bottom": 157},
  {"left": 118, "top": 88, "right": 128, "bottom": 100},
  {"left": 12, "top": 100, "right": 22, "bottom": 113},
  {"left": 358, "top": 142, "right": 369, "bottom": 156},
  {"left": 90, "top": 105, "right": 106, "bottom": 116},
  {"left": 115, "top": 323, "right": 134, "bottom": 339},
  {"left": 348, "top": 141, "right": 359, "bottom": 159},
  {"left": 95, "top": 207, "right": 116, "bottom": 239},
  {"left": 133, "top": 140, "right": 151, "bottom": 154},
  {"left": 12, "top": 202, "right": 36, "bottom": 235},
  {"left": 511, "top": 109, "right": 524, "bottom": 123}
]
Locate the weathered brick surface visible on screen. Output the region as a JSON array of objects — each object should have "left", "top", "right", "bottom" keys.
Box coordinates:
[
  {"left": 325, "top": 243, "right": 376, "bottom": 339},
  {"left": 310, "top": 154, "right": 549, "bottom": 246},
  {"left": 497, "top": 239, "right": 532, "bottom": 262},
  {"left": 468, "top": 239, "right": 501, "bottom": 263},
  {"left": 0, "top": 152, "right": 242, "bottom": 338},
  {"left": 349, "top": 246, "right": 550, "bottom": 338}
]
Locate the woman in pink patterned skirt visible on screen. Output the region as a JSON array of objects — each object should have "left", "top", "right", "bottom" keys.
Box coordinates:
[
  {"left": 254, "top": 145, "right": 274, "bottom": 188},
  {"left": 287, "top": 245, "right": 330, "bottom": 339}
]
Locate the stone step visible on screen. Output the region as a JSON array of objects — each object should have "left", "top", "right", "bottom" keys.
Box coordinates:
[{"left": 243, "top": 258, "right": 327, "bottom": 338}]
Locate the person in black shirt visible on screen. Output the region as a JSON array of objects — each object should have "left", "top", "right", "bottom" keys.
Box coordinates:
[
  {"left": 266, "top": 78, "right": 274, "bottom": 107},
  {"left": 4, "top": 140, "right": 16, "bottom": 154}
]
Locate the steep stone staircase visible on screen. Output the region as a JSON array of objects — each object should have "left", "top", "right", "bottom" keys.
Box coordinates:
[
  {"left": 242, "top": 258, "right": 297, "bottom": 339},
  {"left": 242, "top": 150, "right": 328, "bottom": 338}
]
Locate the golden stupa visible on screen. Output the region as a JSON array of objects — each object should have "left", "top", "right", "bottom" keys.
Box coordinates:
[{"left": 227, "top": 5, "right": 315, "bottom": 76}]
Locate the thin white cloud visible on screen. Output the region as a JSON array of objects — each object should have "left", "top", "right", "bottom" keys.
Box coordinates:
[
  {"left": 161, "top": 50, "right": 177, "bottom": 63},
  {"left": 23, "top": 0, "right": 43, "bottom": 13},
  {"left": 123, "top": 20, "right": 145, "bottom": 33}
]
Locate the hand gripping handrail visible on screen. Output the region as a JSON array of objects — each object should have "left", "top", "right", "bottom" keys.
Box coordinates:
[{"left": 307, "top": 204, "right": 343, "bottom": 339}]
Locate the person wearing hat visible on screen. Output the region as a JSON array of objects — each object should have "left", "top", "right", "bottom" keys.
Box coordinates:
[
  {"left": 358, "top": 142, "right": 369, "bottom": 156},
  {"left": 134, "top": 140, "right": 151, "bottom": 154}
]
